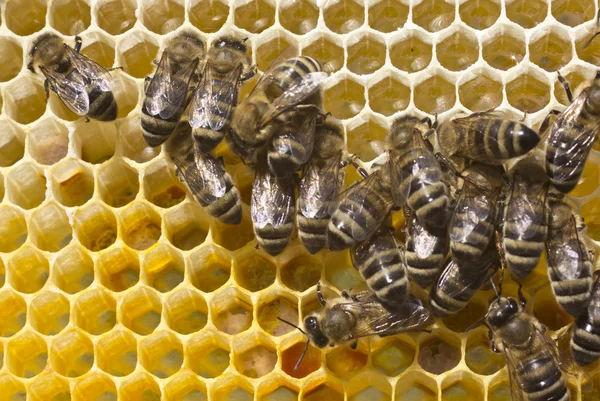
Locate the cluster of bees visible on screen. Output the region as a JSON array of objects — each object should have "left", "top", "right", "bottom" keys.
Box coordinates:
[{"left": 28, "top": 29, "right": 600, "bottom": 400}]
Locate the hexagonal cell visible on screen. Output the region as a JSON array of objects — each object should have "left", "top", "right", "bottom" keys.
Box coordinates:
[
  {"left": 73, "top": 372, "right": 118, "bottom": 401},
  {"left": 281, "top": 252, "right": 323, "bottom": 293},
  {"left": 258, "top": 382, "right": 299, "bottom": 401},
  {"left": 233, "top": 336, "right": 277, "bottom": 378},
  {"left": 414, "top": 74, "right": 456, "bottom": 114},
  {"left": 553, "top": 69, "right": 589, "bottom": 107},
  {"left": 120, "top": 286, "right": 162, "bottom": 335},
  {"left": 165, "top": 288, "right": 208, "bottom": 334},
  {"left": 96, "top": 242, "right": 138, "bottom": 289},
  {"left": 143, "top": 159, "right": 187, "bottom": 208},
  {"left": 73, "top": 288, "right": 117, "bottom": 335},
  {"left": 529, "top": 27, "right": 572, "bottom": 72},
  {"left": 143, "top": 244, "right": 184, "bottom": 292},
  {"left": 482, "top": 26, "right": 526, "bottom": 70},
  {"left": 74, "top": 203, "right": 118, "bottom": 251},
  {"left": 368, "top": 0, "right": 409, "bottom": 33},
  {"left": 28, "top": 118, "right": 69, "bottom": 165},
  {"left": 487, "top": 381, "right": 512, "bottom": 401},
  {"left": 581, "top": 196, "right": 600, "bottom": 240},
  {"left": 140, "top": 0, "right": 184, "bottom": 34},
  {"left": 323, "top": 0, "right": 364, "bottom": 34},
  {"left": 506, "top": 71, "right": 550, "bottom": 113},
  {"left": 412, "top": 0, "right": 455, "bottom": 32},
  {"left": 164, "top": 372, "right": 208, "bottom": 401},
  {"left": 4, "top": 77, "right": 46, "bottom": 124},
  {"left": 551, "top": 0, "right": 595, "bottom": 27},
  {"left": 186, "top": 332, "right": 230, "bottom": 378},
  {"left": 347, "top": 117, "right": 388, "bottom": 162},
  {"left": 533, "top": 285, "right": 573, "bottom": 330},
  {"left": 72, "top": 120, "right": 117, "bottom": 164},
  {"left": 52, "top": 245, "right": 94, "bottom": 293},
  {"left": 0, "top": 374, "right": 26, "bottom": 401},
  {"left": 212, "top": 213, "right": 256, "bottom": 251},
  {"left": 347, "top": 33, "right": 386, "bottom": 75},
  {"left": 97, "top": 160, "right": 139, "bottom": 208},
  {"left": 324, "top": 248, "right": 366, "bottom": 292},
  {"left": 256, "top": 34, "right": 297, "bottom": 73},
  {"left": 576, "top": 28, "right": 600, "bottom": 66},
  {"left": 49, "top": 0, "right": 90, "bottom": 35},
  {"left": 257, "top": 292, "right": 299, "bottom": 336},
  {"left": 8, "top": 246, "right": 49, "bottom": 293},
  {"left": 395, "top": 371, "right": 438, "bottom": 401},
  {"left": 441, "top": 374, "right": 485, "bottom": 401},
  {"left": 50, "top": 159, "right": 95, "bottom": 207},
  {"left": 301, "top": 35, "right": 345, "bottom": 73},
  {"left": 570, "top": 159, "right": 599, "bottom": 198},
  {"left": 0, "top": 290, "right": 27, "bottom": 337},
  {"left": 303, "top": 382, "right": 344, "bottom": 401},
  {"left": 96, "top": 0, "right": 137, "bottom": 35},
  {"left": 29, "top": 373, "right": 70, "bottom": 401},
  {"left": 96, "top": 329, "right": 138, "bottom": 376},
  {"left": 5, "top": 0, "right": 46, "bottom": 36},
  {"left": 505, "top": 0, "right": 548, "bottom": 29},
  {"left": 326, "top": 344, "right": 368, "bottom": 378},
  {"left": 281, "top": 339, "right": 321, "bottom": 378},
  {"left": 323, "top": 77, "right": 365, "bottom": 119},
  {"left": 211, "top": 376, "right": 254, "bottom": 401},
  {"left": 119, "top": 372, "right": 162, "bottom": 401},
  {"left": 49, "top": 329, "right": 94, "bottom": 377},
  {"left": 6, "top": 162, "right": 47, "bottom": 210},
  {"left": 346, "top": 371, "right": 393, "bottom": 401},
  {"left": 390, "top": 32, "right": 433, "bottom": 73},
  {"left": 372, "top": 337, "right": 415, "bottom": 376},
  {"left": 458, "top": 71, "right": 503, "bottom": 112},
  {"left": 234, "top": 0, "right": 275, "bottom": 33},
  {"left": 211, "top": 287, "right": 253, "bottom": 335},
  {"left": 48, "top": 83, "right": 80, "bottom": 122},
  {"left": 119, "top": 202, "right": 162, "bottom": 250},
  {"left": 279, "top": 0, "right": 319, "bottom": 34},
  {"left": 436, "top": 28, "right": 480, "bottom": 72},
  {"left": 30, "top": 291, "right": 70, "bottom": 336},
  {"left": 121, "top": 115, "right": 162, "bottom": 163},
  {"left": 29, "top": 202, "right": 72, "bottom": 252},
  {"left": 0, "top": 119, "right": 25, "bottom": 167},
  {"left": 6, "top": 331, "right": 47, "bottom": 377},
  {"left": 113, "top": 73, "right": 140, "bottom": 119},
  {"left": 233, "top": 248, "right": 277, "bottom": 292},
  {"left": 189, "top": 244, "right": 233, "bottom": 292},
  {"left": 189, "top": 0, "right": 229, "bottom": 33},
  {"left": 0, "top": 37, "right": 23, "bottom": 82},
  {"left": 0, "top": 205, "right": 27, "bottom": 252},
  {"left": 140, "top": 331, "right": 184, "bottom": 378},
  {"left": 117, "top": 31, "right": 160, "bottom": 79},
  {"left": 164, "top": 203, "right": 210, "bottom": 250},
  {"left": 368, "top": 75, "right": 410, "bottom": 117},
  {"left": 459, "top": 0, "right": 500, "bottom": 29},
  {"left": 465, "top": 330, "right": 506, "bottom": 375},
  {"left": 442, "top": 298, "right": 488, "bottom": 332},
  {"left": 417, "top": 333, "right": 461, "bottom": 374},
  {"left": 80, "top": 32, "right": 116, "bottom": 70}
]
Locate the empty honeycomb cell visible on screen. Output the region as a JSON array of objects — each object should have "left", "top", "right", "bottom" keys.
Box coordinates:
[
  {"left": 323, "top": 0, "right": 364, "bottom": 34},
  {"left": 117, "top": 32, "right": 160, "bottom": 79},
  {"left": 571, "top": 160, "right": 599, "bottom": 197},
  {"left": 346, "top": 117, "right": 388, "bottom": 162},
  {"left": 119, "top": 202, "right": 162, "bottom": 250},
  {"left": 325, "top": 344, "right": 368, "bottom": 378},
  {"left": 552, "top": 0, "right": 595, "bottom": 27},
  {"left": 256, "top": 33, "right": 298, "bottom": 73},
  {"left": 49, "top": 0, "right": 91, "bottom": 35},
  {"left": 0, "top": 37, "right": 23, "bottom": 82},
  {"left": 442, "top": 299, "right": 488, "bottom": 332},
  {"left": 73, "top": 288, "right": 117, "bottom": 335},
  {"left": 96, "top": 329, "right": 138, "bottom": 376},
  {"left": 5, "top": 77, "right": 46, "bottom": 124},
  {"left": 581, "top": 197, "right": 600, "bottom": 240},
  {"left": 29, "top": 372, "right": 70, "bottom": 401},
  {"left": 29, "top": 202, "right": 72, "bottom": 252},
  {"left": 301, "top": 35, "right": 345, "bottom": 73},
  {"left": 323, "top": 77, "right": 365, "bottom": 119},
  {"left": 140, "top": 0, "right": 185, "bottom": 34},
  {"left": 280, "top": 253, "right": 322, "bottom": 292},
  {"left": 165, "top": 288, "right": 208, "bottom": 334},
  {"left": 119, "top": 372, "right": 162, "bottom": 401},
  {"left": 164, "top": 372, "right": 208, "bottom": 401},
  {"left": 188, "top": 244, "right": 232, "bottom": 293},
  {"left": 52, "top": 245, "right": 94, "bottom": 293},
  {"left": 140, "top": 330, "right": 184, "bottom": 378},
  {"left": 96, "top": 0, "right": 137, "bottom": 35},
  {"left": 458, "top": 71, "right": 504, "bottom": 112},
  {"left": 281, "top": 339, "right": 321, "bottom": 378},
  {"left": 576, "top": 31, "right": 600, "bottom": 66},
  {"left": 505, "top": 0, "right": 548, "bottom": 29},
  {"left": 144, "top": 244, "right": 184, "bottom": 292},
  {"left": 164, "top": 203, "right": 210, "bottom": 250},
  {"left": 368, "top": 0, "right": 409, "bottom": 33},
  {"left": 347, "top": 33, "right": 387, "bottom": 75},
  {"left": 347, "top": 371, "right": 393, "bottom": 401},
  {"left": 72, "top": 120, "right": 117, "bottom": 164},
  {"left": 234, "top": 0, "right": 276, "bottom": 33},
  {"left": 30, "top": 291, "right": 70, "bottom": 336},
  {"left": 257, "top": 292, "right": 299, "bottom": 336},
  {"left": 186, "top": 332, "right": 231, "bottom": 378},
  {"left": 482, "top": 26, "right": 526, "bottom": 70},
  {"left": 8, "top": 246, "right": 49, "bottom": 293},
  {"left": 389, "top": 32, "right": 433, "bottom": 73},
  {"left": 233, "top": 336, "right": 277, "bottom": 378},
  {"left": 0, "top": 374, "right": 26, "bottom": 401},
  {"left": 50, "top": 159, "right": 95, "bottom": 207},
  {"left": 143, "top": 159, "right": 187, "bottom": 208},
  {"left": 417, "top": 332, "right": 461, "bottom": 374},
  {"left": 6, "top": 330, "right": 47, "bottom": 377},
  {"left": 49, "top": 329, "right": 94, "bottom": 377},
  {"left": 412, "top": 0, "right": 455, "bottom": 32},
  {"left": 459, "top": 0, "right": 501, "bottom": 30},
  {"left": 487, "top": 381, "right": 512, "bottom": 401},
  {"left": 0, "top": 119, "right": 25, "bottom": 167},
  {"left": 28, "top": 118, "right": 69, "bottom": 165},
  {"left": 98, "top": 160, "right": 139, "bottom": 208},
  {"left": 120, "top": 116, "right": 161, "bottom": 163},
  {"left": 212, "top": 214, "right": 256, "bottom": 251},
  {"left": 394, "top": 371, "right": 438, "bottom": 401},
  {"left": 436, "top": 29, "right": 480, "bottom": 72},
  {"left": 99, "top": 244, "right": 137, "bottom": 289},
  {"left": 371, "top": 337, "right": 415, "bottom": 376},
  {"left": 532, "top": 285, "right": 573, "bottom": 330},
  {"left": 212, "top": 375, "right": 255, "bottom": 401},
  {"left": 303, "top": 381, "right": 345, "bottom": 401},
  {"left": 113, "top": 73, "right": 139, "bottom": 119},
  {"left": 188, "top": 0, "right": 229, "bottom": 32},
  {"left": 258, "top": 382, "right": 299, "bottom": 401},
  {"left": 73, "top": 372, "right": 118, "bottom": 401},
  {"left": 506, "top": 71, "right": 550, "bottom": 113},
  {"left": 414, "top": 73, "right": 456, "bottom": 114},
  {"left": 465, "top": 331, "right": 506, "bottom": 375},
  {"left": 120, "top": 286, "right": 162, "bottom": 335},
  {"left": 278, "top": 0, "right": 319, "bottom": 35},
  {"left": 80, "top": 32, "right": 116, "bottom": 69},
  {"left": 5, "top": 0, "right": 46, "bottom": 36},
  {"left": 229, "top": 163, "right": 255, "bottom": 205},
  {"left": 0, "top": 205, "right": 27, "bottom": 252},
  {"left": 0, "top": 289, "right": 27, "bottom": 337},
  {"left": 326, "top": 257, "right": 365, "bottom": 292},
  {"left": 368, "top": 75, "right": 411, "bottom": 117},
  {"left": 212, "top": 288, "right": 253, "bottom": 335},
  {"left": 233, "top": 248, "right": 277, "bottom": 292},
  {"left": 74, "top": 203, "right": 118, "bottom": 251},
  {"left": 528, "top": 27, "right": 572, "bottom": 72},
  {"left": 441, "top": 374, "right": 485, "bottom": 401},
  {"left": 6, "top": 162, "right": 47, "bottom": 210}
]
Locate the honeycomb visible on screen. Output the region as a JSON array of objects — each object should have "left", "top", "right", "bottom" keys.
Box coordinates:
[{"left": 0, "top": 0, "right": 599, "bottom": 400}]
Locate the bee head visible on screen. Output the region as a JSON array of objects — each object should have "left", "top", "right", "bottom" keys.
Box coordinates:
[
  {"left": 303, "top": 316, "right": 329, "bottom": 348},
  {"left": 388, "top": 115, "right": 421, "bottom": 149},
  {"left": 28, "top": 33, "right": 64, "bottom": 73},
  {"left": 487, "top": 297, "right": 520, "bottom": 328},
  {"left": 213, "top": 36, "right": 248, "bottom": 53}
]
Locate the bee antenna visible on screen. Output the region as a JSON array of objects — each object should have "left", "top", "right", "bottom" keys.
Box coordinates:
[
  {"left": 277, "top": 317, "right": 306, "bottom": 335},
  {"left": 242, "top": 37, "right": 249, "bottom": 43},
  {"left": 294, "top": 341, "right": 310, "bottom": 372},
  {"left": 490, "top": 277, "right": 501, "bottom": 299},
  {"left": 316, "top": 281, "right": 326, "bottom": 306},
  {"left": 466, "top": 310, "right": 492, "bottom": 332}
]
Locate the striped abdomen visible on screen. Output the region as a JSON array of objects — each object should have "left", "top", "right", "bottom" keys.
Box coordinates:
[
  {"left": 87, "top": 87, "right": 118, "bottom": 122},
  {"left": 254, "top": 210, "right": 295, "bottom": 256},
  {"left": 141, "top": 108, "right": 180, "bottom": 147},
  {"left": 405, "top": 214, "right": 448, "bottom": 289},
  {"left": 449, "top": 193, "right": 496, "bottom": 263},
  {"left": 297, "top": 215, "right": 328, "bottom": 254},
  {"left": 270, "top": 56, "right": 322, "bottom": 92},
  {"left": 571, "top": 277, "right": 600, "bottom": 365},
  {"left": 516, "top": 352, "right": 569, "bottom": 401}
]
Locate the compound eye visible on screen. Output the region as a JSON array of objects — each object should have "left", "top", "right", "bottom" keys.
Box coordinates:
[
  {"left": 215, "top": 40, "right": 226, "bottom": 48},
  {"left": 304, "top": 316, "right": 318, "bottom": 331},
  {"left": 508, "top": 299, "right": 519, "bottom": 313}
]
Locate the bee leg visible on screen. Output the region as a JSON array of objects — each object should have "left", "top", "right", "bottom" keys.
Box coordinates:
[
  {"left": 517, "top": 284, "right": 527, "bottom": 308},
  {"left": 316, "top": 281, "right": 327, "bottom": 306},
  {"left": 241, "top": 64, "right": 257, "bottom": 81},
  {"left": 488, "top": 330, "right": 500, "bottom": 353},
  {"left": 43, "top": 79, "right": 50, "bottom": 102},
  {"left": 84, "top": 116, "right": 90, "bottom": 123},
  {"left": 144, "top": 76, "right": 151, "bottom": 91},
  {"left": 539, "top": 109, "right": 562, "bottom": 134},
  {"left": 108, "top": 66, "right": 124, "bottom": 72},
  {"left": 341, "top": 290, "right": 351, "bottom": 299},
  {"left": 74, "top": 35, "right": 82, "bottom": 52},
  {"left": 348, "top": 155, "right": 369, "bottom": 178},
  {"left": 350, "top": 340, "right": 358, "bottom": 350},
  {"left": 556, "top": 71, "right": 573, "bottom": 104}
]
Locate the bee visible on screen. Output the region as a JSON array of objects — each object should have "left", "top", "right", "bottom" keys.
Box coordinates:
[
  {"left": 387, "top": 115, "right": 451, "bottom": 233},
  {"left": 351, "top": 224, "right": 409, "bottom": 311},
  {"left": 141, "top": 30, "right": 205, "bottom": 147},
  {"left": 250, "top": 156, "right": 296, "bottom": 256},
  {"left": 545, "top": 72, "right": 600, "bottom": 193},
  {"left": 436, "top": 111, "right": 541, "bottom": 164},
  {"left": 297, "top": 119, "right": 346, "bottom": 254},
  {"left": 28, "top": 33, "right": 118, "bottom": 121},
  {"left": 571, "top": 273, "right": 600, "bottom": 366},
  {"left": 188, "top": 36, "right": 255, "bottom": 154},
  {"left": 545, "top": 194, "right": 594, "bottom": 318},
  {"left": 165, "top": 121, "right": 242, "bottom": 225}
]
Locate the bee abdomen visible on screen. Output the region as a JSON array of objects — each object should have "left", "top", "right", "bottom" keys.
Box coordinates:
[
  {"left": 327, "top": 196, "right": 380, "bottom": 251},
  {"left": 571, "top": 322, "right": 600, "bottom": 366},
  {"left": 271, "top": 56, "right": 321, "bottom": 90},
  {"left": 193, "top": 127, "right": 226, "bottom": 153},
  {"left": 546, "top": 129, "right": 597, "bottom": 193},
  {"left": 502, "top": 237, "right": 545, "bottom": 279},
  {"left": 450, "top": 219, "right": 494, "bottom": 261},
  {"left": 519, "top": 356, "right": 569, "bottom": 401},
  {"left": 205, "top": 185, "right": 242, "bottom": 225},
  {"left": 87, "top": 88, "right": 118, "bottom": 122},
  {"left": 405, "top": 251, "right": 445, "bottom": 289},
  {"left": 358, "top": 249, "right": 409, "bottom": 310},
  {"left": 549, "top": 274, "right": 593, "bottom": 317},
  {"left": 255, "top": 219, "right": 295, "bottom": 256},
  {"left": 141, "top": 109, "right": 180, "bottom": 147},
  {"left": 472, "top": 119, "right": 540, "bottom": 160},
  {"left": 268, "top": 135, "right": 307, "bottom": 177},
  {"left": 297, "top": 215, "right": 328, "bottom": 254}
]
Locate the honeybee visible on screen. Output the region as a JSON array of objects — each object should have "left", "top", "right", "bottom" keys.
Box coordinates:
[
  {"left": 297, "top": 119, "right": 346, "bottom": 254},
  {"left": 141, "top": 30, "right": 205, "bottom": 147},
  {"left": 545, "top": 194, "right": 594, "bottom": 317},
  {"left": 387, "top": 115, "right": 451, "bottom": 233},
  {"left": 571, "top": 273, "right": 600, "bottom": 366},
  {"left": 188, "top": 36, "right": 255, "bottom": 153},
  {"left": 251, "top": 157, "right": 296, "bottom": 256},
  {"left": 351, "top": 224, "right": 409, "bottom": 311},
  {"left": 165, "top": 121, "right": 242, "bottom": 225},
  {"left": 28, "top": 33, "right": 118, "bottom": 121},
  {"left": 436, "top": 111, "right": 541, "bottom": 164}
]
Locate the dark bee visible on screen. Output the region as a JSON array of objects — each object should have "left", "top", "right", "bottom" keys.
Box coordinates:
[
  {"left": 141, "top": 30, "right": 204, "bottom": 147},
  {"left": 28, "top": 33, "right": 118, "bottom": 121},
  {"left": 571, "top": 273, "right": 600, "bottom": 366},
  {"left": 188, "top": 36, "right": 254, "bottom": 153}
]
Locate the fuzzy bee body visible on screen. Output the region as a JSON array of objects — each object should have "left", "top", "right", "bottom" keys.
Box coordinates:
[{"left": 571, "top": 274, "right": 600, "bottom": 366}]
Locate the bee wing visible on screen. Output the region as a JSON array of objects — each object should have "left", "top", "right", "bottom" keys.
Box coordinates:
[
  {"left": 388, "top": 146, "right": 442, "bottom": 206},
  {"left": 194, "top": 152, "right": 228, "bottom": 201},
  {"left": 449, "top": 187, "right": 493, "bottom": 244},
  {"left": 501, "top": 344, "right": 528, "bottom": 401},
  {"left": 247, "top": 46, "right": 301, "bottom": 98},
  {"left": 504, "top": 180, "right": 548, "bottom": 241},
  {"left": 436, "top": 254, "right": 498, "bottom": 299},
  {"left": 272, "top": 112, "right": 318, "bottom": 165},
  {"left": 251, "top": 167, "right": 295, "bottom": 228},
  {"left": 450, "top": 110, "right": 507, "bottom": 128},
  {"left": 64, "top": 45, "right": 114, "bottom": 92},
  {"left": 41, "top": 67, "right": 90, "bottom": 115},
  {"left": 299, "top": 154, "right": 343, "bottom": 219},
  {"left": 546, "top": 215, "right": 591, "bottom": 281},
  {"left": 409, "top": 216, "right": 444, "bottom": 259}
]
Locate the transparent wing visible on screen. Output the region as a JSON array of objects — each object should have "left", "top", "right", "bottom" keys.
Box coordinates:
[
  {"left": 65, "top": 45, "right": 114, "bottom": 91},
  {"left": 450, "top": 110, "right": 507, "bottom": 129},
  {"left": 389, "top": 146, "right": 443, "bottom": 206},
  {"left": 504, "top": 178, "right": 548, "bottom": 241},
  {"left": 436, "top": 253, "right": 498, "bottom": 300},
  {"left": 299, "top": 154, "right": 343, "bottom": 219},
  {"left": 194, "top": 152, "right": 228, "bottom": 201},
  {"left": 546, "top": 216, "right": 590, "bottom": 281},
  {"left": 449, "top": 185, "right": 493, "bottom": 243},
  {"left": 502, "top": 344, "right": 528, "bottom": 401},
  {"left": 409, "top": 215, "right": 444, "bottom": 259},
  {"left": 247, "top": 46, "right": 301, "bottom": 98},
  {"left": 161, "top": 57, "right": 198, "bottom": 120},
  {"left": 42, "top": 67, "right": 89, "bottom": 115},
  {"left": 251, "top": 166, "right": 295, "bottom": 229},
  {"left": 144, "top": 51, "right": 172, "bottom": 117},
  {"left": 271, "top": 112, "right": 318, "bottom": 166}
]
